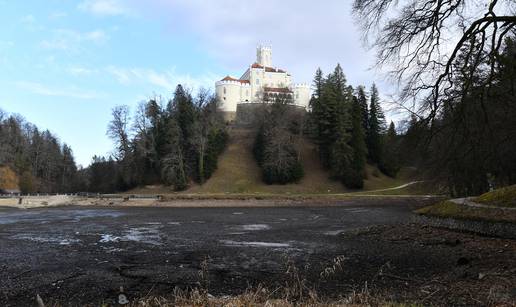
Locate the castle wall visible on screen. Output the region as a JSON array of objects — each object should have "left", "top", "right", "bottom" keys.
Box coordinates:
[
  {"left": 235, "top": 103, "right": 306, "bottom": 127},
  {"left": 215, "top": 81, "right": 250, "bottom": 112},
  {"left": 292, "top": 84, "right": 311, "bottom": 108}
]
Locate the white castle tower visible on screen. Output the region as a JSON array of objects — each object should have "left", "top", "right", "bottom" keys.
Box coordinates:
[
  {"left": 256, "top": 46, "right": 272, "bottom": 67},
  {"left": 215, "top": 45, "right": 311, "bottom": 115}
]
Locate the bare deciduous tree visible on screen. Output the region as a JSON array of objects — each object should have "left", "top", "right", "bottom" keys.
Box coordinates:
[
  {"left": 353, "top": 0, "right": 516, "bottom": 120},
  {"left": 107, "top": 105, "right": 131, "bottom": 160}
]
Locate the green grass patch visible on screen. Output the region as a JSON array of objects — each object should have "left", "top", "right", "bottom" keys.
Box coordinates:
[
  {"left": 416, "top": 200, "right": 516, "bottom": 223},
  {"left": 475, "top": 185, "right": 516, "bottom": 208}
]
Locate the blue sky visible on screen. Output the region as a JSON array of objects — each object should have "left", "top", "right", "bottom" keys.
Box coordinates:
[{"left": 0, "top": 0, "right": 393, "bottom": 166}]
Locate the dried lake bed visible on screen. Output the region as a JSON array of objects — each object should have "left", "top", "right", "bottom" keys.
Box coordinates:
[{"left": 0, "top": 197, "right": 514, "bottom": 306}]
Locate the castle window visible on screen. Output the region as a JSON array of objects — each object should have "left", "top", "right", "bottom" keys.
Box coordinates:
[
  {"left": 256, "top": 78, "right": 260, "bottom": 85},
  {"left": 223, "top": 87, "right": 226, "bottom": 94}
]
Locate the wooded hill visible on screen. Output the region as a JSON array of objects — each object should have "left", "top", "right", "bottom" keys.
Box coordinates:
[{"left": 0, "top": 110, "right": 78, "bottom": 194}]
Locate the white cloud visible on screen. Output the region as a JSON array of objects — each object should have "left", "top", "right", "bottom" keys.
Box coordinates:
[
  {"left": 127, "top": 1, "right": 400, "bottom": 118},
  {"left": 15, "top": 81, "right": 101, "bottom": 99},
  {"left": 106, "top": 66, "right": 218, "bottom": 92},
  {"left": 133, "top": 1, "right": 375, "bottom": 83},
  {"left": 40, "top": 29, "right": 109, "bottom": 51},
  {"left": 78, "top": 0, "right": 133, "bottom": 17},
  {"left": 68, "top": 66, "right": 97, "bottom": 76},
  {"left": 84, "top": 30, "right": 109, "bottom": 43}
]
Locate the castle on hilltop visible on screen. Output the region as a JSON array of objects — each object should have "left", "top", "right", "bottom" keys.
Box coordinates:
[{"left": 215, "top": 46, "right": 310, "bottom": 117}]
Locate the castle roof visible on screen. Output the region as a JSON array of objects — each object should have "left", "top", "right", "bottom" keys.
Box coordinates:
[
  {"left": 251, "top": 63, "right": 287, "bottom": 73},
  {"left": 264, "top": 87, "right": 293, "bottom": 93},
  {"left": 220, "top": 75, "right": 250, "bottom": 84}
]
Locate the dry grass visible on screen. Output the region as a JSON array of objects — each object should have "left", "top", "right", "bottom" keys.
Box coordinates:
[
  {"left": 475, "top": 185, "right": 516, "bottom": 208},
  {"left": 124, "top": 256, "right": 422, "bottom": 307},
  {"left": 0, "top": 165, "right": 19, "bottom": 190}
]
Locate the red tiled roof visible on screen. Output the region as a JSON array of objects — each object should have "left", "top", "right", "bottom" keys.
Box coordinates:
[
  {"left": 220, "top": 75, "right": 250, "bottom": 84},
  {"left": 264, "top": 87, "right": 293, "bottom": 93},
  {"left": 251, "top": 63, "right": 287, "bottom": 73}
]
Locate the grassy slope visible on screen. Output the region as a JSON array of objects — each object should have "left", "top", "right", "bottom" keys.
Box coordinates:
[
  {"left": 185, "top": 128, "right": 414, "bottom": 195},
  {"left": 475, "top": 185, "right": 516, "bottom": 208},
  {"left": 416, "top": 200, "right": 516, "bottom": 223},
  {"left": 417, "top": 185, "right": 516, "bottom": 223}
]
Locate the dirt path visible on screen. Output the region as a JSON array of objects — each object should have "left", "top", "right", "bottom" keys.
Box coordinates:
[{"left": 366, "top": 180, "right": 423, "bottom": 192}]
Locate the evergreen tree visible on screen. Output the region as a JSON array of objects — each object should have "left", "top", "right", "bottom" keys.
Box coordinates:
[
  {"left": 379, "top": 121, "right": 400, "bottom": 177},
  {"left": 346, "top": 96, "right": 368, "bottom": 188},
  {"left": 366, "top": 83, "right": 385, "bottom": 164},
  {"left": 311, "top": 68, "right": 324, "bottom": 99},
  {"left": 356, "top": 85, "right": 369, "bottom": 133}
]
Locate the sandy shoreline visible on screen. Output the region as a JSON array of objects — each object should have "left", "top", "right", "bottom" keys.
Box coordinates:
[{"left": 0, "top": 194, "right": 440, "bottom": 209}]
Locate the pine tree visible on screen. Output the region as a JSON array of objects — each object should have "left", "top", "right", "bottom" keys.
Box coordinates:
[
  {"left": 316, "top": 82, "right": 339, "bottom": 167},
  {"left": 366, "top": 83, "right": 385, "bottom": 164},
  {"left": 356, "top": 85, "right": 369, "bottom": 133},
  {"left": 312, "top": 68, "right": 324, "bottom": 99},
  {"left": 328, "top": 64, "right": 347, "bottom": 99},
  {"left": 379, "top": 121, "right": 401, "bottom": 177},
  {"left": 170, "top": 85, "right": 195, "bottom": 146},
  {"left": 346, "top": 96, "right": 367, "bottom": 188}
]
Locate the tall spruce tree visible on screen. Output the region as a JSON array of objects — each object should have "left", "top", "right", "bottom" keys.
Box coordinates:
[
  {"left": 346, "top": 96, "right": 368, "bottom": 188},
  {"left": 312, "top": 68, "right": 324, "bottom": 100},
  {"left": 327, "top": 65, "right": 354, "bottom": 183},
  {"left": 314, "top": 80, "right": 339, "bottom": 167},
  {"left": 366, "top": 83, "right": 385, "bottom": 164},
  {"left": 356, "top": 85, "right": 369, "bottom": 133}
]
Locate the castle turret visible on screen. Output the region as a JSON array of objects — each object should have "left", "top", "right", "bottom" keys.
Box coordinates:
[{"left": 256, "top": 45, "right": 272, "bottom": 67}]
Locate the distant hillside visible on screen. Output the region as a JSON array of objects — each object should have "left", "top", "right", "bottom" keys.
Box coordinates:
[{"left": 131, "top": 127, "right": 416, "bottom": 195}]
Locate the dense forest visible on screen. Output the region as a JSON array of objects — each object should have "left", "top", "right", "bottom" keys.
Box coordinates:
[
  {"left": 86, "top": 85, "right": 228, "bottom": 193},
  {"left": 308, "top": 65, "right": 399, "bottom": 188},
  {"left": 245, "top": 63, "right": 400, "bottom": 188},
  {"left": 0, "top": 110, "right": 78, "bottom": 193}
]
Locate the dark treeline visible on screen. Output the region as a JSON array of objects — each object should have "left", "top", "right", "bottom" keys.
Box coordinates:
[
  {"left": 85, "top": 85, "right": 228, "bottom": 193},
  {"left": 253, "top": 93, "right": 305, "bottom": 184},
  {"left": 400, "top": 36, "right": 516, "bottom": 196},
  {"left": 0, "top": 110, "right": 78, "bottom": 193},
  {"left": 308, "top": 65, "right": 399, "bottom": 189},
  {"left": 250, "top": 64, "right": 399, "bottom": 188}
]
